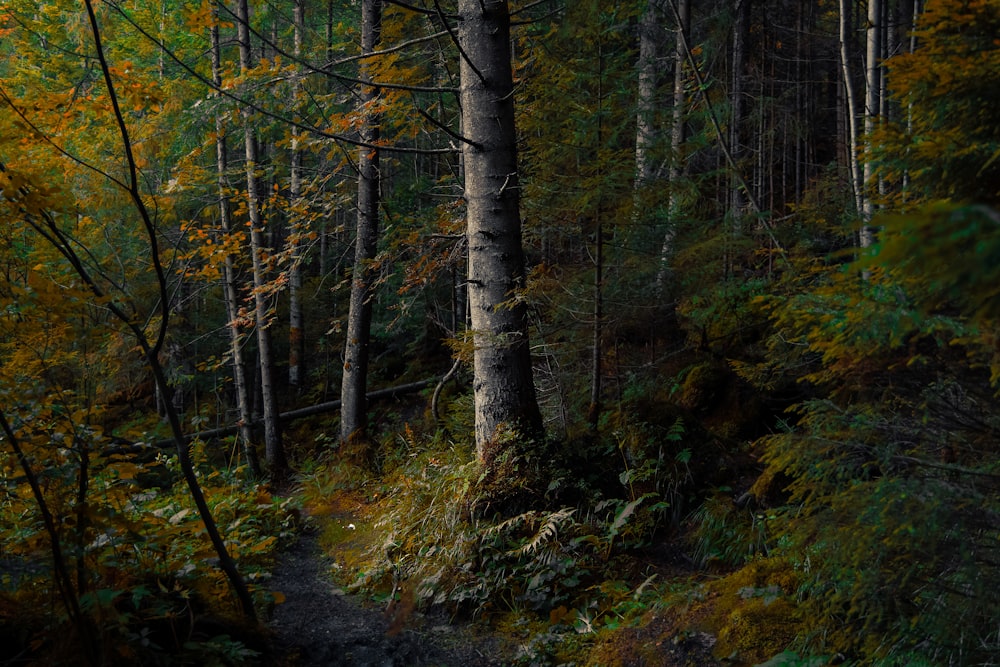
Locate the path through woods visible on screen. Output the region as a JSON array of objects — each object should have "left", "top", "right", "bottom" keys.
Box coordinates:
[{"left": 266, "top": 526, "right": 505, "bottom": 666}]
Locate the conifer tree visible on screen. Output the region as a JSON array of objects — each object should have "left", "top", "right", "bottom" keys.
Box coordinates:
[{"left": 457, "top": 0, "right": 543, "bottom": 456}]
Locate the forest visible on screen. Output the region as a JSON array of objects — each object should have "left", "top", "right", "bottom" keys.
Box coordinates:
[{"left": 1, "top": 0, "right": 998, "bottom": 664}]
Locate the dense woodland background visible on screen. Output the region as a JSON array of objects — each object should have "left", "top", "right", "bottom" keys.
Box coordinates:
[{"left": 1, "top": 0, "right": 999, "bottom": 664}]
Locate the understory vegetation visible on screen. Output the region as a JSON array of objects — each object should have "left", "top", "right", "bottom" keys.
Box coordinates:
[{"left": 2, "top": 0, "right": 1000, "bottom": 665}]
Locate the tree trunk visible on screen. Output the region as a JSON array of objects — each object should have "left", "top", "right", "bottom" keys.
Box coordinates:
[
  {"left": 237, "top": 0, "right": 286, "bottom": 481},
  {"left": 288, "top": 0, "right": 305, "bottom": 391},
  {"left": 457, "top": 0, "right": 543, "bottom": 457},
  {"left": 861, "top": 0, "right": 881, "bottom": 247},
  {"left": 340, "top": 0, "right": 382, "bottom": 445},
  {"left": 730, "top": 0, "right": 750, "bottom": 239},
  {"left": 212, "top": 1, "right": 259, "bottom": 477},
  {"left": 634, "top": 0, "right": 663, "bottom": 191},
  {"left": 839, "top": 0, "right": 864, "bottom": 217},
  {"left": 655, "top": 0, "right": 690, "bottom": 286},
  {"left": 588, "top": 37, "right": 606, "bottom": 431}
]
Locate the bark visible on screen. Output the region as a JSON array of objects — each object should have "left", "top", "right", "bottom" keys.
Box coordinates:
[
  {"left": 288, "top": 0, "right": 305, "bottom": 391},
  {"left": 655, "top": 0, "right": 690, "bottom": 286},
  {"left": 730, "top": 0, "right": 750, "bottom": 236},
  {"left": 237, "top": 0, "right": 286, "bottom": 481},
  {"left": 588, "top": 39, "right": 606, "bottom": 431},
  {"left": 634, "top": 0, "right": 664, "bottom": 190},
  {"left": 457, "top": 0, "right": 543, "bottom": 456},
  {"left": 861, "top": 0, "right": 881, "bottom": 247},
  {"left": 839, "top": 0, "right": 864, "bottom": 216},
  {"left": 212, "top": 1, "right": 259, "bottom": 477},
  {"left": 340, "top": 0, "right": 382, "bottom": 445}
]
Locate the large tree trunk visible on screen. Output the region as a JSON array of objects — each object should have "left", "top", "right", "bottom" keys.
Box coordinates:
[
  {"left": 340, "top": 0, "right": 382, "bottom": 445},
  {"left": 212, "top": 1, "right": 259, "bottom": 477},
  {"left": 237, "top": 0, "right": 286, "bottom": 481},
  {"left": 457, "top": 0, "right": 543, "bottom": 457}
]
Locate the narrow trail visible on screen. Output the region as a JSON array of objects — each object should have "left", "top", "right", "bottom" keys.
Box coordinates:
[{"left": 266, "top": 527, "right": 504, "bottom": 667}]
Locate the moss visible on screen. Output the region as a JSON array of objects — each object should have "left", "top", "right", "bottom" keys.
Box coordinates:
[
  {"left": 702, "top": 558, "right": 803, "bottom": 663},
  {"left": 678, "top": 362, "right": 727, "bottom": 413},
  {"left": 715, "top": 596, "right": 800, "bottom": 662},
  {"left": 584, "top": 611, "right": 722, "bottom": 667}
]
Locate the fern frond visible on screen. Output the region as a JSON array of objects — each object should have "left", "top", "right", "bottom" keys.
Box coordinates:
[{"left": 510, "top": 507, "right": 576, "bottom": 558}]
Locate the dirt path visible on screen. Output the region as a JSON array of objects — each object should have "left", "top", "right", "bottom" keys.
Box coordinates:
[{"left": 266, "top": 527, "right": 505, "bottom": 667}]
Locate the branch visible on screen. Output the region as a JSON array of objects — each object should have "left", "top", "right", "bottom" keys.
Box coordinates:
[
  {"left": 663, "top": 0, "right": 793, "bottom": 270},
  {"left": 436, "top": 0, "right": 487, "bottom": 86},
  {"left": 100, "top": 0, "right": 457, "bottom": 156}
]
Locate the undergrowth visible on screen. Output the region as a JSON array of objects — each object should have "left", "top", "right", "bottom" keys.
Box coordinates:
[
  {"left": 299, "top": 421, "right": 688, "bottom": 665},
  {"left": 0, "top": 432, "right": 300, "bottom": 665}
]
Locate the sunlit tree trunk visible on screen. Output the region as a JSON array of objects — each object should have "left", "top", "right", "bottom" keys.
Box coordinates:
[
  {"left": 288, "top": 0, "right": 305, "bottom": 391},
  {"left": 237, "top": 0, "right": 286, "bottom": 481},
  {"left": 212, "top": 0, "right": 259, "bottom": 477},
  {"left": 457, "top": 0, "right": 543, "bottom": 457},
  {"left": 340, "top": 0, "right": 382, "bottom": 445}
]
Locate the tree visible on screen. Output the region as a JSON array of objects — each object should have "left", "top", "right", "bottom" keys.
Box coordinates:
[
  {"left": 457, "top": 0, "right": 543, "bottom": 457},
  {"left": 340, "top": 0, "right": 383, "bottom": 445},
  {"left": 212, "top": 0, "right": 260, "bottom": 476},
  {"left": 236, "top": 0, "right": 287, "bottom": 481},
  {"left": 288, "top": 0, "right": 306, "bottom": 392}
]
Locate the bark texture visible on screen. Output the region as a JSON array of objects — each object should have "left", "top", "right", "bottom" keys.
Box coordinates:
[
  {"left": 212, "top": 2, "right": 259, "bottom": 476},
  {"left": 288, "top": 0, "right": 305, "bottom": 390},
  {"left": 340, "top": 0, "right": 382, "bottom": 444},
  {"left": 457, "top": 0, "right": 543, "bottom": 456},
  {"left": 238, "top": 0, "right": 286, "bottom": 480}
]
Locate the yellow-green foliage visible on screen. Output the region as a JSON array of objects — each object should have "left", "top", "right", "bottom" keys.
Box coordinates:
[{"left": 706, "top": 558, "right": 803, "bottom": 663}]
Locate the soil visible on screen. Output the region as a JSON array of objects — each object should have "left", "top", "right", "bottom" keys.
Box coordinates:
[{"left": 265, "top": 527, "right": 507, "bottom": 667}]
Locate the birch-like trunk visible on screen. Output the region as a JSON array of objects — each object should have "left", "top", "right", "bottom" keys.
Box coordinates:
[
  {"left": 457, "top": 0, "right": 543, "bottom": 457},
  {"left": 839, "top": 0, "right": 864, "bottom": 216},
  {"left": 340, "top": 0, "right": 382, "bottom": 444},
  {"left": 212, "top": 1, "right": 259, "bottom": 477},
  {"left": 655, "top": 0, "right": 689, "bottom": 286},
  {"left": 634, "top": 0, "right": 663, "bottom": 191},
  {"left": 237, "top": 0, "right": 286, "bottom": 481},
  {"left": 861, "top": 0, "right": 881, "bottom": 247}
]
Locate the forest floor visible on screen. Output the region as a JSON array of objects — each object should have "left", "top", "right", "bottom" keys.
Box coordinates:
[{"left": 265, "top": 514, "right": 511, "bottom": 667}]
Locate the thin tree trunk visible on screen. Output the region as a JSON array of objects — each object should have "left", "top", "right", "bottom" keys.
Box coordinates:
[
  {"left": 288, "top": 0, "right": 305, "bottom": 391},
  {"left": 237, "top": 0, "right": 286, "bottom": 481},
  {"left": 212, "top": 0, "right": 259, "bottom": 476},
  {"left": 730, "top": 0, "right": 749, "bottom": 238},
  {"left": 457, "top": 0, "right": 543, "bottom": 457},
  {"left": 861, "top": 0, "right": 881, "bottom": 247},
  {"left": 634, "top": 0, "right": 663, "bottom": 192},
  {"left": 839, "top": 0, "right": 864, "bottom": 216},
  {"left": 588, "top": 38, "right": 606, "bottom": 431},
  {"left": 655, "top": 0, "right": 689, "bottom": 286},
  {"left": 340, "top": 0, "right": 382, "bottom": 445}
]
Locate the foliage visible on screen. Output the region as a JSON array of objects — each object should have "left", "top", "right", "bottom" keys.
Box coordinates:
[{"left": 869, "top": 0, "right": 1000, "bottom": 206}]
